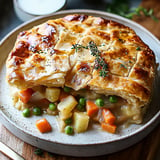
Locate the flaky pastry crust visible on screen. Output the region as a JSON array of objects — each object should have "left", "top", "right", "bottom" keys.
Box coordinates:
[{"left": 6, "top": 14, "right": 156, "bottom": 108}]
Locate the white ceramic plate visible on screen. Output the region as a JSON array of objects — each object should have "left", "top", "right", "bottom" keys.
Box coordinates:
[{"left": 0, "top": 9, "right": 160, "bottom": 157}]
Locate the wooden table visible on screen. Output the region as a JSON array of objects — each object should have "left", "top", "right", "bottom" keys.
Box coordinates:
[{"left": 0, "top": 122, "right": 160, "bottom": 160}]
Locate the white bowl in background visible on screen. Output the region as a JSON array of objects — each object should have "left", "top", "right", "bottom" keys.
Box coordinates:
[{"left": 13, "top": 0, "right": 67, "bottom": 21}]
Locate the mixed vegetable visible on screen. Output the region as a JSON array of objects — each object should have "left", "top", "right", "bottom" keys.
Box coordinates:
[{"left": 18, "top": 86, "right": 118, "bottom": 134}]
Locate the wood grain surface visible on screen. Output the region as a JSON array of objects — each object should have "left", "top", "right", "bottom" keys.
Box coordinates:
[
  {"left": 133, "top": 0, "right": 160, "bottom": 39},
  {"left": 0, "top": 123, "right": 160, "bottom": 160}
]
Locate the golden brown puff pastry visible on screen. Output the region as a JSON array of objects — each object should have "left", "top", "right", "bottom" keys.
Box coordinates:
[{"left": 6, "top": 14, "right": 156, "bottom": 110}]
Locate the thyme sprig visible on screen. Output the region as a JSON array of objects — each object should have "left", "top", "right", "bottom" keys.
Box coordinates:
[
  {"left": 88, "top": 41, "right": 100, "bottom": 56},
  {"left": 71, "top": 41, "right": 109, "bottom": 77},
  {"left": 71, "top": 44, "right": 88, "bottom": 52},
  {"left": 88, "top": 41, "right": 109, "bottom": 77}
]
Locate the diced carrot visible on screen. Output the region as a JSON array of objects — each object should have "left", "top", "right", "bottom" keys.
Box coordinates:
[
  {"left": 102, "top": 108, "right": 116, "bottom": 124},
  {"left": 101, "top": 122, "right": 116, "bottom": 134},
  {"left": 86, "top": 100, "right": 99, "bottom": 117},
  {"left": 59, "top": 91, "right": 69, "bottom": 101},
  {"left": 18, "top": 88, "right": 34, "bottom": 103},
  {"left": 36, "top": 118, "right": 52, "bottom": 133}
]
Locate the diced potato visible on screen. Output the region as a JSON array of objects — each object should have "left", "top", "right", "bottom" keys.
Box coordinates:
[
  {"left": 73, "top": 112, "right": 89, "bottom": 133},
  {"left": 12, "top": 94, "right": 19, "bottom": 106},
  {"left": 58, "top": 95, "right": 77, "bottom": 112},
  {"left": 45, "top": 87, "right": 60, "bottom": 102},
  {"left": 14, "top": 98, "right": 23, "bottom": 110},
  {"left": 11, "top": 89, "right": 19, "bottom": 106},
  {"left": 15, "top": 98, "right": 29, "bottom": 110},
  {"left": 59, "top": 112, "right": 72, "bottom": 120},
  {"left": 121, "top": 105, "right": 133, "bottom": 116},
  {"left": 57, "top": 117, "right": 66, "bottom": 132},
  {"left": 30, "top": 91, "right": 45, "bottom": 103},
  {"left": 58, "top": 95, "right": 78, "bottom": 119}
]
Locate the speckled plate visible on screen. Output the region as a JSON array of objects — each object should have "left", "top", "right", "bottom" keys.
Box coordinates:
[{"left": 0, "top": 9, "right": 160, "bottom": 157}]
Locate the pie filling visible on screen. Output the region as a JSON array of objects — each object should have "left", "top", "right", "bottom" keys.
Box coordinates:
[{"left": 11, "top": 85, "right": 145, "bottom": 134}]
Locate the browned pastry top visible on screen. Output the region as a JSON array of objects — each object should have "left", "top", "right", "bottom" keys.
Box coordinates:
[{"left": 6, "top": 14, "right": 156, "bottom": 107}]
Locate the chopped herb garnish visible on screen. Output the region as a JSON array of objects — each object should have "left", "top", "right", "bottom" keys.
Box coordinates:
[
  {"left": 99, "top": 43, "right": 105, "bottom": 47},
  {"left": 99, "top": 70, "right": 109, "bottom": 77},
  {"left": 36, "top": 50, "right": 43, "bottom": 54},
  {"left": 120, "top": 64, "right": 127, "bottom": 69},
  {"left": 125, "top": 52, "right": 128, "bottom": 55},
  {"left": 36, "top": 49, "right": 48, "bottom": 54},
  {"left": 118, "top": 38, "right": 124, "bottom": 43},
  {"left": 136, "top": 46, "right": 141, "bottom": 50},
  {"left": 71, "top": 44, "right": 88, "bottom": 52},
  {"left": 128, "top": 60, "right": 132, "bottom": 63}
]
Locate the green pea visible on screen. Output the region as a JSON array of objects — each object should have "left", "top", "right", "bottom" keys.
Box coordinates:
[
  {"left": 95, "top": 98, "right": 104, "bottom": 107},
  {"left": 22, "top": 108, "right": 30, "bottom": 117},
  {"left": 65, "top": 118, "right": 72, "bottom": 125},
  {"left": 76, "top": 104, "right": 85, "bottom": 111},
  {"left": 33, "top": 107, "right": 42, "bottom": 116},
  {"left": 109, "top": 96, "right": 118, "bottom": 103},
  {"left": 49, "top": 103, "right": 57, "bottom": 111},
  {"left": 63, "top": 86, "right": 71, "bottom": 92},
  {"left": 79, "top": 98, "right": 86, "bottom": 106},
  {"left": 136, "top": 46, "right": 141, "bottom": 51},
  {"left": 65, "top": 126, "right": 74, "bottom": 135}
]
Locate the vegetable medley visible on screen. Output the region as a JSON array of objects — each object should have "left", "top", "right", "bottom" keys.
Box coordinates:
[{"left": 18, "top": 86, "right": 119, "bottom": 134}]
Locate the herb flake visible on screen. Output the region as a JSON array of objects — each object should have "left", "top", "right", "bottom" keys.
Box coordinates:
[
  {"left": 118, "top": 38, "right": 124, "bottom": 43},
  {"left": 71, "top": 44, "right": 88, "bottom": 52},
  {"left": 136, "top": 46, "right": 141, "bottom": 51},
  {"left": 120, "top": 64, "right": 127, "bottom": 69}
]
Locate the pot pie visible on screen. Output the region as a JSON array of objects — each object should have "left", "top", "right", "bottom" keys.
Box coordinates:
[{"left": 6, "top": 14, "right": 156, "bottom": 134}]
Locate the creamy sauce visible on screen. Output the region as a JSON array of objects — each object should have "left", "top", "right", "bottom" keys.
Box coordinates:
[
  {"left": 70, "top": 89, "right": 143, "bottom": 125},
  {"left": 12, "top": 85, "right": 143, "bottom": 132},
  {"left": 18, "top": 0, "right": 66, "bottom": 15}
]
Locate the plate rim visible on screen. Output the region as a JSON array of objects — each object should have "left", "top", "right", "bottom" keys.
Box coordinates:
[{"left": 0, "top": 9, "right": 160, "bottom": 147}]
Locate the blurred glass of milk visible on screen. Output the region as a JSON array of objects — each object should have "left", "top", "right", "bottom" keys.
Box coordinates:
[{"left": 13, "top": 0, "right": 67, "bottom": 21}]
